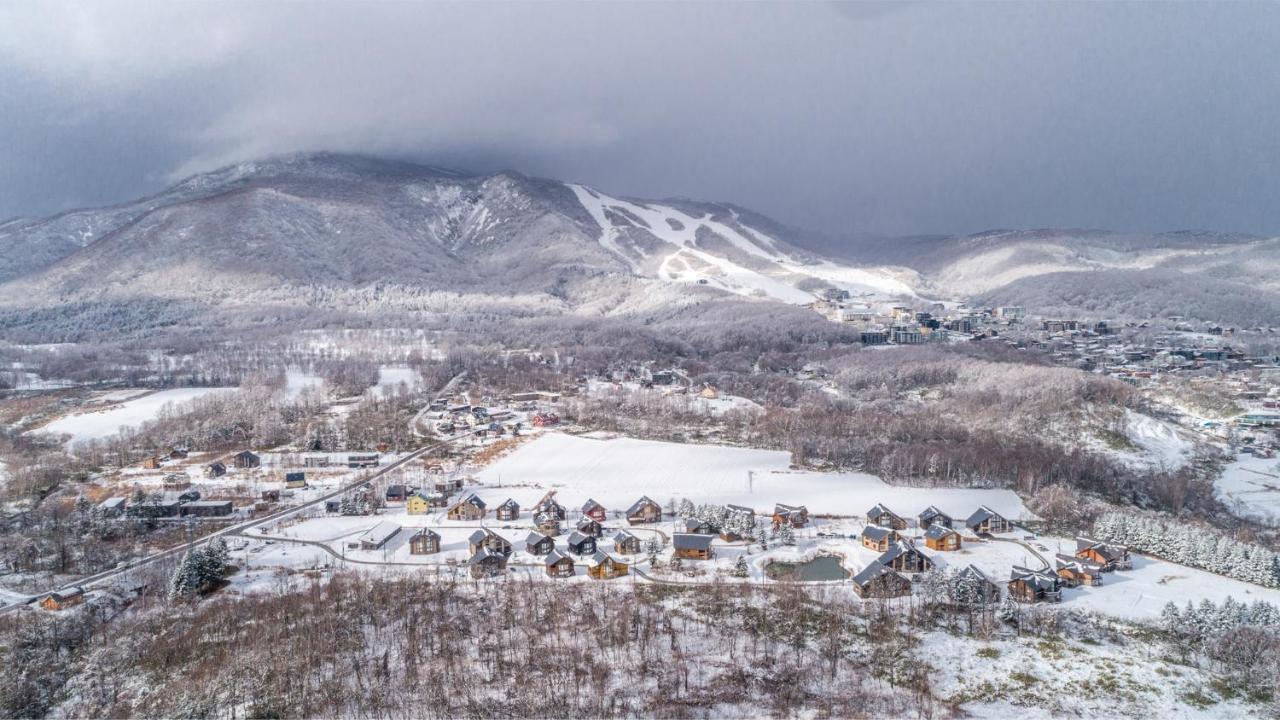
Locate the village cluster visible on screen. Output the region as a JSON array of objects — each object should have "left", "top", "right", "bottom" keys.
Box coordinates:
[{"left": 262, "top": 461, "right": 1136, "bottom": 608}]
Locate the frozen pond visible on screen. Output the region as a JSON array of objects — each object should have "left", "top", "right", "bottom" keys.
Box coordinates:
[
  {"left": 284, "top": 369, "right": 325, "bottom": 399},
  {"left": 766, "top": 555, "right": 849, "bottom": 582},
  {"left": 41, "top": 387, "right": 233, "bottom": 444}
]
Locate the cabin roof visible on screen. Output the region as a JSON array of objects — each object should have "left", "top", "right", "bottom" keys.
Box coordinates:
[{"left": 672, "top": 533, "right": 715, "bottom": 551}]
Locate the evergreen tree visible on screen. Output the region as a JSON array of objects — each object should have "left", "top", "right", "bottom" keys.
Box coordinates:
[{"left": 731, "top": 556, "right": 748, "bottom": 578}]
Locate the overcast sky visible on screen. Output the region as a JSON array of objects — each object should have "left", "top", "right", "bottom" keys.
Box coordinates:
[{"left": 2, "top": 1, "right": 1280, "bottom": 238}]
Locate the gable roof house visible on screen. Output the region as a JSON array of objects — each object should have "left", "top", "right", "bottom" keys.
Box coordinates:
[
  {"left": 532, "top": 491, "right": 567, "bottom": 520},
  {"left": 495, "top": 498, "right": 521, "bottom": 521},
  {"left": 587, "top": 550, "right": 630, "bottom": 580},
  {"left": 1055, "top": 555, "right": 1103, "bottom": 587},
  {"left": 1074, "top": 537, "right": 1132, "bottom": 571},
  {"left": 851, "top": 562, "right": 913, "bottom": 599},
  {"left": 205, "top": 461, "right": 227, "bottom": 478},
  {"left": 876, "top": 541, "right": 934, "bottom": 574},
  {"left": 232, "top": 450, "right": 261, "bottom": 469},
  {"left": 534, "top": 513, "right": 562, "bottom": 537},
  {"left": 525, "top": 532, "right": 556, "bottom": 556},
  {"left": 406, "top": 492, "right": 433, "bottom": 515},
  {"left": 544, "top": 549, "right": 576, "bottom": 578},
  {"left": 626, "top": 496, "right": 663, "bottom": 524},
  {"left": 955, "top": 565, "right": 1001, "bottom": 605},
  {"left": 409, "top": 528, "right": 441, "bottom": 555},
  {"left": 867, "top": 503, "right": 908, "bottom": 530},
  {"left": 566, "top": 531, "right": 597, "bottom": 556},
  {"left": 468, "top": 547, "right": 509, "bottom": 578},
  {"left": 582, "top": 499, "right": 608, "bottom": 522},
  {"left": 682, "top": 518, "right": 716, "bottom": 535},
  {"left": 966, "top": 506, "right": 1013, "bottom": 535},
  {"left": 772, "top": 503, "right": 809, "bottom": 528},
  {"left": 612, "top": 530, "right": 642, "bottom": 555},
  {"left": 1007, "top": 566, "right": 1062, "bottom": 604},
  {"left": 673, "top": 533, "right": 715, "bottom": 560},
  {"left": 861, "top": 525, "right": 899, "bottom": 552},
  {"left": 385, "top": 484, "right": 408, "bottom": 503},
  {"left": 918, "top": 505, "right": 953, "bottom": 530},
  {"left": 447, "top": 493, "right": 487, "bottom": 521},
  {"left": 576, "top": 516, "right": 604, "bottom": 538},
  {"left": 924, "top": 524, "right": 962, "bottom": 551},
  {"left": 468, "top": 529, "right": 513, "bottom": 557}
]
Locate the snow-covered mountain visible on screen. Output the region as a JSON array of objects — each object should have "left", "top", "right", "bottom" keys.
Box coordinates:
[
  {"left": 2, "top": 153, "right": 1276, "bottom": 332},
  {"left": 0, "top": 154, "right": 916, "bottom": 321}
]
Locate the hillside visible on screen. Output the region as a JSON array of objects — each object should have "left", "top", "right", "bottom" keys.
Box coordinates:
[{"left": 0, "top": 154, "right": 917, "bottom": 340}]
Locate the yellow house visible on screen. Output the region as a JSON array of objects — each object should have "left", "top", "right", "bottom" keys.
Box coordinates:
[{"left": 406, "top": 494, "right": 431, "bottom": 515}]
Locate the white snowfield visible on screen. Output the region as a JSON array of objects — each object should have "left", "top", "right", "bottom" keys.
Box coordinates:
[
  {"left": 1216, "top": 453, "right": 1280, "bottom": 526},
  {"left": 473, "top": 432, "right": 1029, "bottom": 521},
  {"left": 40, "top": 387, "right": 233, "bottom": 444},
  {"left": 1115, "top": 409, "right": 1198, "bottom": 470},
  {"left": 569, "top": 184, "right": 916, "bottom": 304}
]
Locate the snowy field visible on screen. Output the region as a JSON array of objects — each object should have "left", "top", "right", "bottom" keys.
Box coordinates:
[
  {"left": 1215, "top": 453, "right": 1280, "bottom": 526},
  {"left": 283, "top": 369, "right": 324, "bottom": 398},
  {"left": 373, "top": 366, "right": 420, "bottom": 397},
  {"left": 1117, "top": 409, "right": 1197, "bottom": 469},
  {"left": 41, "top": 387, "right": 234, "bottom": 444},
  {"left": 473, "top": 432, "right": 1030, "bottom": 520}
]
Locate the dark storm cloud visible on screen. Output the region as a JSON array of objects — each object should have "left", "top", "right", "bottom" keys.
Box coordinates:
[{"left": 2, "top": 1, "right": 1280, "bottom": 238}]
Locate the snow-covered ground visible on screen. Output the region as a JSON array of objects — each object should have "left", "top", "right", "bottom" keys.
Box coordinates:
[
  {"left": 40, "top": 387, "right": 233, "bottom": 444},
  {"left": 1097, "top": 409, "right": 1199, "bottom": 470},
  {"left": 283, "top": 369, "right": 324, "bottom": 399},
  {"left": 473, "top": 432, "right": 1029, "bottom": 520},
  {"left": 1215, "top": 453, "right": 1280, "bottom": 526},
  {"left": 373, "top": 365, "right": 420, "bottom": 397}
]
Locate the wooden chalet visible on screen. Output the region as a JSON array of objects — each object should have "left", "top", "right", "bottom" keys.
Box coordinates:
[
  {"left": 468, "top": 547, "right": 508, "bottom": 578},
  {"left": 576, "top": 516, "right": 604, "bottom": 538},
  {"left": 860, "top": 525, "right": 899, "bottom": 552},
  {"left": 566, "top": 530, "right": 597, "bottom": 556},
  {"left": 682, "top": 518, "right": 716, "bottom": 535},
  {"left": 851, "top": 562, "right": 912, "bottom": 599},
  {"left": 1007, "top": 566, "right": 1062, "bottom": 604},
  {"left": 532, "top": 491, "right": 567, "bottom": 521},
  {"left": 544, "top": 549, "right": 575, "bottom": 578},
  {"left": 966, "top": 506, "right": 1013, "bottom": 535},
  {"left": 582, "top": 499, "right": 608, "bottom": 523},
  {"left": 612, "top": 530, "right": 642, "bottom": 555},
  {"left": 771, "top": 503, "right": 809, "bottom": 528},
  {"left": 924, "top": 524, "right": 962, "bottom": 551},
  {"left": 409, "top": 528, "right": 441, "bottom": 555},
  {"left": 918, "top": 505, "right": 953, "bottom": 530},
  {"left": 625, "top": 496, "right": 663, "bottom": 524},
  {"left": 534, "top": 513, "right": 562, "bottom": 537},
  {"left": 956, "top": 564, "right": 1001, "bottom": 604},
  {"left": 495, "top": 498, "right": 521, "bottom": 521},
  {"left": 141, "top": 456, "right": 163, "bottom": 470},
  {"left": 1074, "top": 537, "right": 1132, "bottom": 571},
  {"left": 261, "top": 489, "right": 281, "bottom": 503},
  {"left": 866, "top": 503, "right": 908, "bottom": 531},
  {"left": 673, "top": 533, "right": 715, "bottom": 560},
  {"left": 877, "top": 541, "right": 934, "bottom": 574},
  {"left": 447, "top": 493, "right": 487, "bottom": 521},
  {"left": 205, "top": 461, "right": 227, "bottom": 478},
  {"left": 587, "top": 550, "right": 629, "bottom": 580},
  {"left": 232, "top": 450, "right": 261, "bottom": 469},
  {"left": 468, "top": 529, "right": 513, "bottom": 557},
  {"left": 1055, "top": 555, "right": 1103, "bottom": 587},
  {"left": 525, "top": 532, "right": 556, "bottom": 556},
  {"left": 38, "top": 587, "right": 85, "bottom": 611}
]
